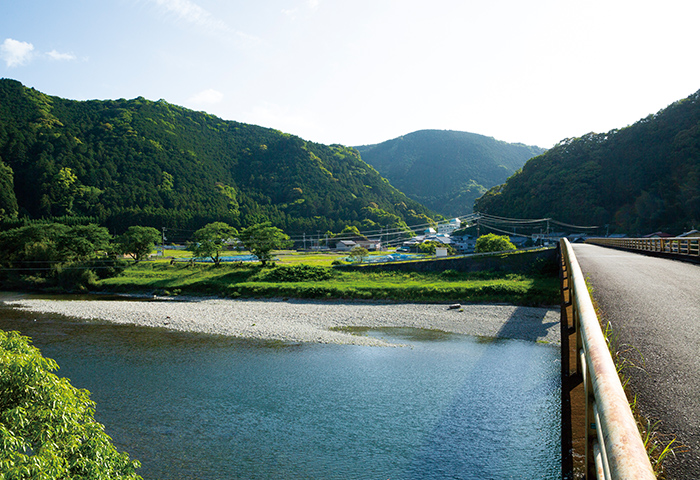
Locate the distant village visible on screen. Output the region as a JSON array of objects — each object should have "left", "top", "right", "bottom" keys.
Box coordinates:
[{"left": 327, "top": 218, "right": 700, "bottom": 256}]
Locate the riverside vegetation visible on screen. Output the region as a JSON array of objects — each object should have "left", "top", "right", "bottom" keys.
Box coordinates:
[
  {"left": 95, "top": 255, "right": 559, "bottom": 306},
  {"left": 0, "top": 219, "right": 558, "bottom": 305}
]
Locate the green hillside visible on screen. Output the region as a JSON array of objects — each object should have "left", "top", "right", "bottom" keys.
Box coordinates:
[
  {"left": 0, "top": 79, "right": 436, "bottom": 235},
  {"left": 475, "top": 90, "right": 700, "bottom": 235},
  {"left": 355, "top": 130, "right": 545, "bottom": 216}
]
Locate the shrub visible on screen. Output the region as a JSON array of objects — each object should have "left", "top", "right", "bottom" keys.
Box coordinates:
[
  {"left": 257, "top": 264, "right": 333, "bottom": 282},
  {"left": 475, "top": 233, "right": 516, "bottom": 253},
  {"left": 55, "top": 264, "right": 98, "bottom": 292},
  {"left": 440, "top": 269, "right": 460, "bottom": 279}
]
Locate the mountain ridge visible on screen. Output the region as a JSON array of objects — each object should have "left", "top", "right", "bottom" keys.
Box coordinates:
[
  {"left": 0, "top": 79, "right": 436, "bottom": 236},
  {"left": 355, "top": 129, "right": 545, "bottom": 216},
  {"left": 475, "top": 89, "right": 700, "bottom": 234}
]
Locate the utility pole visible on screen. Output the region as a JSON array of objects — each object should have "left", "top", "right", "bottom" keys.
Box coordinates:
[{"left": 303, "top": 232, "right": 306, "bottom": 250}]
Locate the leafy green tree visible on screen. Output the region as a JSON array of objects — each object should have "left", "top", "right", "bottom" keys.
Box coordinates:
[
  {"left": 53, "top": 167, "right": 80, "bottom": 216},
  {"left": 475, "top": 233, "right": 516, "bottom": 253},
  {"left": 418, "top": 240, "right": 455, "bottom": 255},
  {"left": 0, "top": 159, "right": 18, "bottom": 220},
  {"left": 348, "top": 245, "right": 369, "bottom": 263},
  {"left": 190, "top": 222, "right": 238, "bottom": 266},
  {"left": 0, "top": 223, "right": 110, "bottom": 265},
  {"left": 339, "top": 225, "right": 365, "bottom": 239},
  {"left": 115, "top": 226, "right": 161, "bottom": 263},
  {"left": 0, "top": 330, "right": 143, "bottom": 479},
  {"left": 239, "top": 222, "right": 291, "bottom": 266},
  {"left": 0, "top": 223, "right": 114, "bottom": 291},
  {"left": 57, "top": 224, "right": 112, "bottom": 262}
]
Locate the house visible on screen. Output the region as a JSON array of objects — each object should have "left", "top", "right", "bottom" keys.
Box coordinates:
[
  {"left": 450, "top": 234, "right": 476, "bottom": 253},
  {"left": 643, "top": 231, "right": 673, "bottom": 238},
  {"left": 335, "top": 240, "right": 357, "bottom": 251},
  {"left": 357, "top": 239, "right": 382, "bottom": 251},
  {"left": 679, "top": 229, "right": 700, "bottom": 237},
  {"left": 508, "top": 236, "right": 529, "bottom": 248}
]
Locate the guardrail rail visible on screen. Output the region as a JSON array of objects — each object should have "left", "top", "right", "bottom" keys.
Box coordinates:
[
  {"left": 560, "top": 238, "right": 655, "bottom": 480},
  {"left": 587, "top": 236, "right": 700, "bottom": 258}
]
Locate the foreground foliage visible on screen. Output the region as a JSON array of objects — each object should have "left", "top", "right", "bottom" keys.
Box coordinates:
[{"left": 0, "top": 331, "right": 142, "bottom": 479}]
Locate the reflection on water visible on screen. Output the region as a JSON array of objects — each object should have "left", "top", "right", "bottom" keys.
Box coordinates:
[{"left": 0, "top": 299, "right": 560, "bottom": 480}]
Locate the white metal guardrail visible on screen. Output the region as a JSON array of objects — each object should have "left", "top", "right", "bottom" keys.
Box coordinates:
[
  {"left": 560, "top": 238, "right": 655, "bottom": 479},
  {"left": 587, "top": 236, "right": 700, "bottom": 258}
]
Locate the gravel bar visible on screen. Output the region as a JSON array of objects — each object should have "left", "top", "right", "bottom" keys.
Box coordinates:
[{"left": 5, "top": 297, "right": 560, "bottom": 347}]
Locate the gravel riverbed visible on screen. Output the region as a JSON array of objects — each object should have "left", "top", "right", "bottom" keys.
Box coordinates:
[{"left": 5, "top": 297, "right": 560, "bottom": 347}]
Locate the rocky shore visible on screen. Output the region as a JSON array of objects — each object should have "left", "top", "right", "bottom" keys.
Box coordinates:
[{"left": 6, "top": 297, "right": 560, "bottom": 347}]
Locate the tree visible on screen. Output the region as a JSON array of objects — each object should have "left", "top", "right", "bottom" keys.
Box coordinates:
[
  {"left": 338, "top": 225, "right": 366, "bottom": 240},
  {"left": 348, "top": 245, "right": 369, "bottom": 263},
  {"left": 474, "top": 233, "right": 517, "bottom": 253},
  {"left": 52, "top": 167, "right": 80, "bottom": 216},
  {"left": 0, "top": 330, "right": 143, "bottom": 479},
  {"left": 0, "top": 223, "right": 114, "bottom": 291},
  {"left": 190, "top": 222, "right": 238, "bottom": 266},
  {"left": 115, "top": 226, "right": 161, "bottom": 263},
  {"left": 58, "top": 224, "right": 112, "bottom": 262},
  {"left": 0, "top": 159, "right": 18, "bottom": 220},
  {"left": 0, "top": 223, "right": 110, "bottom": 264},
  {"left": 417, "top": 240, "right": 455, "bottom": 256},
  {"left": 239, "top": 222, "right": 291, "bottom": 266}
]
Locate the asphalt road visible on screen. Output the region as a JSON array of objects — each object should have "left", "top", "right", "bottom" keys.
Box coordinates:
[{"left": 572, "top": 244, "right": 700, "bottom": 480}]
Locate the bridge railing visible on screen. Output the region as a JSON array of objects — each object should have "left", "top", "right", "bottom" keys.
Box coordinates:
[
  {"left": 587, "top": 236, "right": 700, "bottom": 258},
  {"left": 560, "top": 238, "right": 655, "bottom": 480}
]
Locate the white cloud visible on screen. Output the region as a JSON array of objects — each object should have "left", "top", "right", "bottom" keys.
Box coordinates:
[
  {"left": 0, "top": 38, "right": 35, "bottom": 67},
  {"left": 153, "top": 0, "right": 230, "bottom": 33},
  {"left": 187, "top": 88, "right": 224, "bottom": 105},
  {"left": 283, "top": 0, "right": 320, "bottom": 19},
  {"left": 46, "top": 50, "right": 77, "bottom": 61}
]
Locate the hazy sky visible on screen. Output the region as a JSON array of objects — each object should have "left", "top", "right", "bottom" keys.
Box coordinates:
[{"left": 2, "top": 0, "right": 699, "bottom": 148}]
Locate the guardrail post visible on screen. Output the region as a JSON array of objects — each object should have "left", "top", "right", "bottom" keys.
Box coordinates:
[{"left": 559, "top": 243, "right": 574, "bottom": 479}]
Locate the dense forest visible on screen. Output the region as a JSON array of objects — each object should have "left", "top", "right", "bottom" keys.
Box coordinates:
[
  {"left": 475, "top": 90, "right": 700, "bottom": 235},
  {"left": 0, "top": 79, "right": 436, "bottom": 237},
  {"left": 355, "top": 130, "right": 545, "bottom": 216}
]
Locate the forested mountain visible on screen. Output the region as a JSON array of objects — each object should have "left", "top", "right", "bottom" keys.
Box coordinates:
[
  {"left": 0, "top": 79, "right": 436, "bottom": 235},
  {"left": 355, "top": 130, "right": 545, "bottom": 216},
  {"left": 475, "top": 90, "right": 700, "bottom": 235}
]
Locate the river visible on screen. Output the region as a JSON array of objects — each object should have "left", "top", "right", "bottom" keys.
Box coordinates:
[{"left": 0, "top": 297, "right": 561, "bottom": 479}]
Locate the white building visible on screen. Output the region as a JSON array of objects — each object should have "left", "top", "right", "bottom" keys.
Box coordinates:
[{"left": 437, "top": 218, "right": 462, "bottom": 235}]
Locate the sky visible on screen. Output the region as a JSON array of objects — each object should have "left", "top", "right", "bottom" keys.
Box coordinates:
[{"left": 2, "top": 0, "right": 700, "bottom": 149}]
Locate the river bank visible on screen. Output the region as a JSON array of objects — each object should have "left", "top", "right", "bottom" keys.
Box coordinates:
[{"left": 4, "top": 296, "right": 560, "bottom": 347}]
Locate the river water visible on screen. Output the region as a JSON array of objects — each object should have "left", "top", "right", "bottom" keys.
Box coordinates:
[{"left": 0, "top": 299, "right": 561, "bottom": 479}]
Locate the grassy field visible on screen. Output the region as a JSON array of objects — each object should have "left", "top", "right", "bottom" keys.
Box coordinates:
[
  {"left": 97, "top": 254, "right": 559, "bottom": 306},
  {"left": 159, "top": 249, "right": 397, "bottom": 265}
]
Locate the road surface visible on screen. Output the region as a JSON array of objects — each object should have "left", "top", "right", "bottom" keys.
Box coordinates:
[{"left": 572, "top": 243, "right": 700, "bottom": 480}]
